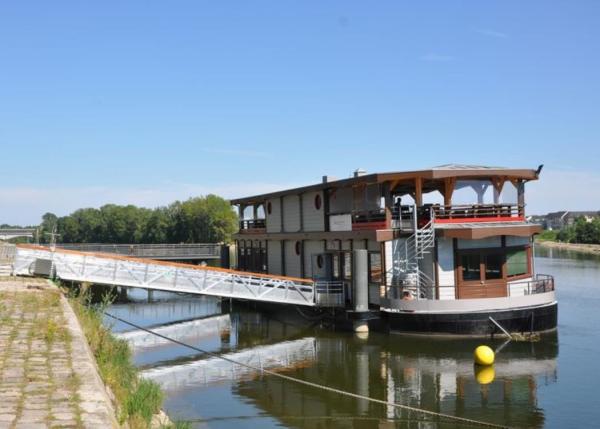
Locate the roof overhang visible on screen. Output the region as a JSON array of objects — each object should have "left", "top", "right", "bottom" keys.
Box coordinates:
[{"left": 230, "top": 166, "right": 541, "bottom": 205}]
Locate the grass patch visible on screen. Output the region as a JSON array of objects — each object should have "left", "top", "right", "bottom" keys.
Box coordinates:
[{"left": 69, "top": 288, "right": 165, "bottom": 428}]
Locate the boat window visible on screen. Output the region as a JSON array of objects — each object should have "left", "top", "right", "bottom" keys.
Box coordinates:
[
  {"left": 485, "top": 254, "right": 503, "bottom": 280},
  {"left": 507, "top": 248, "right": 528, "bottom": 277},
  {"left": 332, "top": 254, "right": 340, "bottom": 279},
  {"left": 314, "top": 194, "right": 322, "bottom": 210},
  {"left": 369, "top": 252, "right": 382, "bottom": 284},
  {"left": 343, "top": 252, "right": 352, "bottom": 281},
  {"left": 461, "top": 254, "right": 480, "bottom": 281}
]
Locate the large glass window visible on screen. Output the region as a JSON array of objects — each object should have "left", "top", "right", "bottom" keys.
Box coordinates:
[
  {"left": 485, "top": 254, "right": 503, "bottom": 280},
  {"left": 507, "top": 248, "right": 528, "bottom": 277},
  {"left": 461, "top": 254, "right": 481, "bottom": 281}
]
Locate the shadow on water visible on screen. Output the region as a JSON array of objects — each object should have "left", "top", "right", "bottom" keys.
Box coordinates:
[{"left": 102, "top": 248, "right": 600, "bottom": 428}]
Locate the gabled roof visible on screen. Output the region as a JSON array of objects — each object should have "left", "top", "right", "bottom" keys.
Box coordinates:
[{"left": 230, "top": 165, "right": 541, "bottom": 205}]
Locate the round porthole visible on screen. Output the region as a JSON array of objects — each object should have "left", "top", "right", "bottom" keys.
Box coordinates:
[
  {"left": 267, "top": 201, "right": 272, "bottom": 215},
  {"left": 295, "top": 241, "right": 301, "bottom": 255},
  {"left": 314, "top": 194, "right": 322, "bottom": 210},
  {"left": 317, "top": 254, "right": 324, "bottom": 268}
]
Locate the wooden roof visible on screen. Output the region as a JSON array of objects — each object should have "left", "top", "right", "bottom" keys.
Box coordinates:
[{"left": 230, "top": 165, "right": 541, "bottom": 205}]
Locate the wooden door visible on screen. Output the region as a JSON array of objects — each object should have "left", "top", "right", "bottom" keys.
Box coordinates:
[{"left": 457, "top": 251, "right": 507, "bottom": 299}]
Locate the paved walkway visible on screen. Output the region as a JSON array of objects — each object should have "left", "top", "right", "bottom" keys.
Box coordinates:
[{"left": 0, "top": 278, "right": 118, "bottom": 428}]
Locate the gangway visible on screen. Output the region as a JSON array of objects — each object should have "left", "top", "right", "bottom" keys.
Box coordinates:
[{"left": 13, "top": 244, "right": 316, "bottom": 307}]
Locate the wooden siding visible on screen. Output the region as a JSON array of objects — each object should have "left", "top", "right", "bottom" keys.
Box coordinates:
[
  {"left": 266, "top": 198, "right": 282, "bottom": 233},
  {"left": 301, "top": 191, "right": 325, "bottom": 232},
  {"left": 283, "top": 195, "right": 301, "bottom": 232},
  {"left": 284, "top": 240, "right": 302, "bottom": 278},
  {"left": 267, "top": 240, "right": 282, "bottom": 275}
]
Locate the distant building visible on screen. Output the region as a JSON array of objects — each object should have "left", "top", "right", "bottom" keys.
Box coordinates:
[{"left": 543, "top": 211, "right": 599, "bottom": 230}]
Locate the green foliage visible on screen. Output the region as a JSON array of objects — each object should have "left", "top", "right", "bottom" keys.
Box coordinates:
[
  {"left": 39, "top": 194, "right": 238, "bottom": 244},
  {"left": 537, "top": 230, "right": 558, "bottom": 241},
  {"left": 124, "top": 379, "right": 164, "bottom": 426},
  {"left": 70, "top": 289, "right": 163, "bottom": 428},
  {"left": 556, "top": 216, "right": 600, "bottom": 244}
]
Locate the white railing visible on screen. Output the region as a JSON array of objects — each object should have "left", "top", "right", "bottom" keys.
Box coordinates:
[
  {"left": 387, "top": 209, "right": 436, "bottom": 297},
  {"left": 314, "top": 281, "right": 345, "bottom": 307},
  {"left": 53, "top": 243, "right": 221, "bottom": 259},
  {"left": 13, "top": 245, "right": 316, "bottom": 307}
]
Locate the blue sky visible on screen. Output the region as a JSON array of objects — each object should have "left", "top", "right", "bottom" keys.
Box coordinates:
[{"left": 1, "top": 1, "right": 599, "bottom": 224}]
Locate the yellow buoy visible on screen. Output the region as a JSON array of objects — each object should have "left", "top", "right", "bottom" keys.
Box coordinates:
[
  {"left": 475, "top": 365, "right": 495, "bottom": 384},
  {"left": 474, "top": 345, "right": 495, "bottom": 366}
]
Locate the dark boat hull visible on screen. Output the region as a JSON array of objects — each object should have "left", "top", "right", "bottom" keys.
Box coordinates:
[{"left": 383, "top": 302, "right": 558, "bottom": 336}]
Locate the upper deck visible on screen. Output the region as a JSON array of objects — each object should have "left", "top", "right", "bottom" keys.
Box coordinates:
[{"left": 231, "top": 164, "right": 543, "bottom": 240}]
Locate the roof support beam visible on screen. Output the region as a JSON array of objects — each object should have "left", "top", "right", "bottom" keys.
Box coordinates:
[
  {"left": 443, "top": 178, "right": 456, "bottom": 206},
  {"left": 414, "top": 177, "right": 423, "bottom": 206}
]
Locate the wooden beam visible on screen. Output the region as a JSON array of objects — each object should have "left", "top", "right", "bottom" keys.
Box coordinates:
[
  {"left": 443, "top": 178, "right": 456, "bottom": 206},
  {"left": 492, "top": 177, "right": 505, "bottom": 205},
  {"left": 415, "top": 177, "right": 423, "bottom": 206}
]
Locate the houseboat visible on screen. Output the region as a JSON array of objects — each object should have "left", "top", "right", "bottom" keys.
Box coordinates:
[{"left": 230, "top": 165, "right": 557, "bottom": 335}]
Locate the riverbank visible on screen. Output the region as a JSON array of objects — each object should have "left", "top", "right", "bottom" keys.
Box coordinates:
[
  {"left": 536, "top": 239, "right": 600, "bottom": 255},
  {"left": 0, "top": 277, "right": 118, "bottom": 428}
]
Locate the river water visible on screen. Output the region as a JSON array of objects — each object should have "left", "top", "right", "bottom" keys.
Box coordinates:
[{"left": 104, "top": 248, "right": 600, "bottom": 428}]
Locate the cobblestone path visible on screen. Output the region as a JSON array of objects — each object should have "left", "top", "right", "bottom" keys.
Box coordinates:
[{"left": 0, "top": 279, "right": 118, "bottom": 428}]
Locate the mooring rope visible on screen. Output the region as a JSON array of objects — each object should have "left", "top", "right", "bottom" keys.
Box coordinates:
[{"left": 103, "top": 311, "right": 510, "bottom": 429}]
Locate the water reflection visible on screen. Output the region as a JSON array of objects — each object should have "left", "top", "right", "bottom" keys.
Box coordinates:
[
  {"left": 104, "top": 254, "right": 586, "bottom": 428},
  {"left": 228, "top": 333, "right": 556, "bottom": 429}
]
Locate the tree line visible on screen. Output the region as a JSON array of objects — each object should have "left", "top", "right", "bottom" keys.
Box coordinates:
[
  {"left": 556, "top": 216, "right": 600, "bottom": 244},
  {"left": 37, "top": 195, "right": 238, "bottom": 244}
]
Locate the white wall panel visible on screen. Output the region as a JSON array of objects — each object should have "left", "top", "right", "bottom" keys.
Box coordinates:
[
  {"left": 267, "top": 240, "right": 282, "bottom": 275},
  {"left": 303, "top": 240, "right": 324, "bottom": 278},
  {"left": 302, "top": 191, "right": 325, "bottom": 232},
  {"left": 266, "top": 198, "right": 282, "bottom": 233},
  {"left": 283, "top": 195, "right": 301, "bottom": 232},
  {"left": 284, "top": 240, "right": 302, "bottom": 278}
]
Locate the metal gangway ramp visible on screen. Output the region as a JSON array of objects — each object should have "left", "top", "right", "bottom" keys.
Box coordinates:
[{"left": 13, "top": 244, "right": 316, "bottom": 307}]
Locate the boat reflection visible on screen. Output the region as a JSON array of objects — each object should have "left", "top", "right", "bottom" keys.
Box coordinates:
[{"left": 231, "top": 333, "right": 557, "bottom": 428}]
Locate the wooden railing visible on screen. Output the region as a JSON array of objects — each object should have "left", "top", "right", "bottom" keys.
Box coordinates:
[
  {"left": 239, "top": 219, "right": 267, "bottom": 232},
  {"left": 431, "top": 204, "right": 524, "bottom": 223},
  {"left": 351, "top": 209, "right": 388, "bottom": 230}
]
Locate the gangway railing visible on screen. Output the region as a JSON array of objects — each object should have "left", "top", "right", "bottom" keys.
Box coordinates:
[
  {"left": 53, "top": 243, "right": 221, "bottom": 260},
  {"left": 13, "top": 244, "right": 317, "bottom": 307}
]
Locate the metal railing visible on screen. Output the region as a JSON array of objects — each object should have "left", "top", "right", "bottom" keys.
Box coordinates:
[
  {"left": 385, "top": 274, "right": 555, "bottom": 301},
  {"left": 14, "top": 245, "right": 316, "bottom": 307},
  {"left": 314, "top": 281, "right": 345, "bottom": 307},
  {"left": 0, "top": 228, "right": 36, "bottom": 240},
  {"left": 513, "top": 274, "right": 555, "bottom": 295},
  {"left": 239, "top": 219, "right": 266, "bottom": 231},
  {"left": 431, "top": 204, "right": 524, "bottom": 222},
  {"left": 53, "top": 243, "right": 221, "bottom": 259}
]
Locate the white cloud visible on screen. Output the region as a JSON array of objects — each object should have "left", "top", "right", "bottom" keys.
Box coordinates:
[
  {"left": 0, "top": 181, "right": 300, "bottom": 225},
  {"left": 420, "top": 53, "right": 455, "bottom": 62},
  {"left": 476, "top": 29, "right": 509, "bottom": 39}
]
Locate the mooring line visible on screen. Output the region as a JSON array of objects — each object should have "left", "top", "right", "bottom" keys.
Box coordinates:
[{"left": 103, "top": 311, "right": 510, "bottom": 429}]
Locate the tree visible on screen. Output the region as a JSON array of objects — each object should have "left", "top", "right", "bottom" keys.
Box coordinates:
[{"left": 36, "top": 194, "right": 238, "bottom": 244}]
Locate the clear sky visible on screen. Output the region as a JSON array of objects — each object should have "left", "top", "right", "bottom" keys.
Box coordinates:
[{"left": 1, "top": 1, "right": 599, "bottom": 225}]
